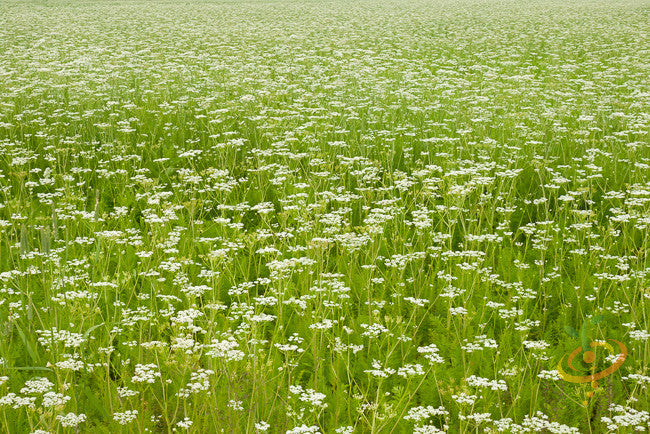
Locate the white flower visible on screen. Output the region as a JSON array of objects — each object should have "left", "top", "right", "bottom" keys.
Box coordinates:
[
  {"left": 466, "top": 375, "right": 508, "bottom": 391},
  {"left": 364, "top": 359, "right": 396, "bottom": 378},
  {"left": 113, "top": 410, "right": 138, "bottom": 425},
  {"left": 132, "top": 364, "right": 161, "bottom": 384},
  {"left": 205, "top": 337, "right": 245, "bottom": 361},
  {"left": 117, "top": 387, "right": 139, "bottom": 398},
  {"left": 404, "top": 405, "right": 449, "bottom": 422},
  {"left": 228, "top": 400, "right": 244, "bottom": 411},
  {"left": 537, "top": 370, "right": 560, "bottom": 380},
  {"left": 56, "top": 412, "right": 86, "bottom": 427},
  {"left": 286, "top": 425, "right": 321, "bottom": 434},
  {"left": 449, "top": 307, "right": 468, "bottom": 316},
  {"left": 176, "top": 417, "right": 193, "bottom": 429},
  {"left": 21, "top": 377, "right": 54, "bottom": 395},
  {"left": 36, "top": 328, "right": 85, "bottom": 349},
  {"left": 255, "top": 421, "right": 271, "bottom": 431},
  {"left": 42, "top": 392, "right": 70, "bottom": 408},
  {"left": 414, "top": 425, "right": 446, "bottom": 433},
  {"left": 629, "top": 329, "right": 650, "bottom": 341},
  {"left": 417, "top": 344, "right": 445, "bottom": 364},
  {"left": 523, "top": 340, "right": 550, "bottom": 350},
  {"left": 397, "top": 363, "right": 425, "bottom": 378},
  {"left": 0, "top": 393, "right": 36, "bottom": 409},
  {"left": 452, "top": 392, "right": 477, "bottom": 405}
]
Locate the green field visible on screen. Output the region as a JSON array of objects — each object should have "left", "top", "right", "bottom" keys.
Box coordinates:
[{"left": 0, "top": 0, "right": 649, "bottom": 432}]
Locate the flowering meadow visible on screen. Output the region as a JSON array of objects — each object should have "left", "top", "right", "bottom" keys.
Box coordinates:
[{"left": 0, "top": 0, "right": 649, "bottom": 432}]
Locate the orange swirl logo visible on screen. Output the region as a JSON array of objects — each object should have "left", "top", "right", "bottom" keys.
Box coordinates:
[{"left": 557, "top": 339, "right": 627, "bottom": 386}]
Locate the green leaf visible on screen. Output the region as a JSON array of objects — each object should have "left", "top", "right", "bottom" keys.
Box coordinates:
[
  {"left": 5, "top": 366, "right": 52, "bottom": 372},
  {"left": 580, "top": 323, "right": 590, "bottom": 352},
  {"left": 590, "top": 314, "right": 605, "bottom": 325},
  {"left": 83, "top": 387, "right": 111, "bottom": 421},
  {"left": 15, "top": 323, "right": 40, "bottom": 365},
  {"left": 564, "top": 326, "right": 579, "bottom": 338},
  {"left": 83, "top": 322, "right": 105, "bottom": 341}
]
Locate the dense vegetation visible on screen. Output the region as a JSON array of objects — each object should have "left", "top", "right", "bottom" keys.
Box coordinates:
[{"left": 0, "top": 0, "right": 649, "bottom": 432}]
